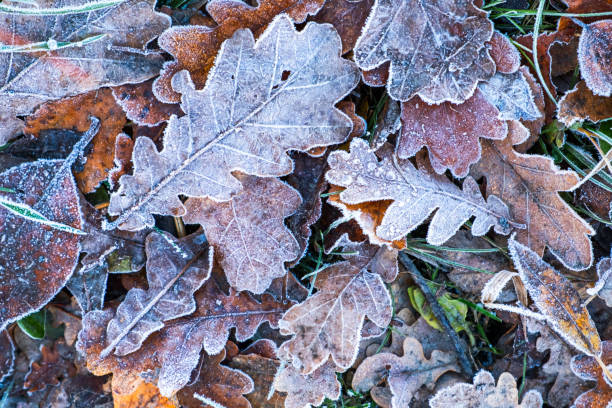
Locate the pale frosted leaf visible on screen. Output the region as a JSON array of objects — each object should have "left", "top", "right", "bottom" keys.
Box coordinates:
[
  {"left": 274, "top": 360, "right": 341, "bottom": 408},
  {"left": 279, "top": 259, "right": 392, "bottom": 374},
  {"left": 577, "top": 20, "right": 612, "bottom": 97},
  {"left": 353, "top": 337, "right": 459, "bottom": 408},
  {"left": 100, "top": 231, "right": 213, "bottom": 358},
  {"left": 184, "top": 174, "right": 300, "bottom": 294},
  {"left": 0, "top": 0, "right": 170, "bottom": 144},
  {"left": 487, "top": 31, "right": 520, "bottom": 74},
  {"left": 430, "top": 370, "right": 543, "bottom": 408},
  {"left": 586, "top": 256, "right": 612, "bottom": 307},
  {"left": 478, "top": 70, "right": 542, "bottom": 121},
  {"left": 66, "top": 263, "right": 108, "bottom": 313},
  {"left": 353, "top": 0, "right": 495, "bottom": 103},
  {"left": 326, "top": 138, "right": 513, "bottom": 246},
  {"left": 106, "top": 15, "right": 359, "bottom": 231}
]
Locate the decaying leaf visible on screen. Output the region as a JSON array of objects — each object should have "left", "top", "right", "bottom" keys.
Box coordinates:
[
  {"left": 312, "top": 0, "right": 375, "bottom": 54},
  {"left": 398, "top": 90, "right": 507, "bottom": 177},
  {"left": 477, "top": 69, "right": 542, "bottom": 121},
  {"left": 107, "top": 15, "right": 359, "bottom": 231},
  {"left": 472, "top": 130, "right": 594, "bottom": 271},
  {"left": 586, "top": 255, "right": 612, "bottom": 308},
  {"left": 112, "top": 79, "right": 182, "bottom": 127},
  {"left": 273, "top": 360, "right": 341, "bottom": 408},
  {"left": 430, "top": 370, "right": 543, "bottom": 408},
  {"left": 184, "top": 175, "right": 300, "bottom": 294},
  {"left": 0, "top": 121, "right": 98, "bottom": 331},
  {"left": 558, "top": 80, "right": 612, "bottom": 126},
  {"left": 66, "top": 263, "right": 109, "bottom": 313},
  {"left": 488, "top": 31, "right": 521, "bottom": 74},
  {"left": 508, "top": 237, "right": 601, "bottom": 358},
  {"left": 571, "top": 340, "right": 612, "bottom": 408},
  {"left": 0, "top": 330, "right": 14, "bottom": 382},
  {"left": 327, "top": 138, "right": 513, "bottom": 246},
  {"left": 577, "top": 20, "right": 612, "bottom": 97},
  {"left": 99, "top": 231, "right": 213, "bottom": 358},
  {"left": 24, "top": 343, "right": 76, "bottom": 393},
  {"left": 353, "top": 337, "right": 459, "bottom": 408},
  {"left": 0, "top": 0, "right": 170, "bottom": 145},
  {"left": 353, "top": 0, "right": 495, "bottom": 103},
  {"left": 154, "top": 0, "right": 327, "bottom": 103},
  {"left": 113, "top": 378, "right": 177, "bottom": 408}
]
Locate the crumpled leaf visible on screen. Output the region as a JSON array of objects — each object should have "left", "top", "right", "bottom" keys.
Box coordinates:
[
  {"left": 577, "top": 20, "right": 612, "bottom": 97},
  {"left": 477, "top": 69, "right": 542, "bottom": 121},
  {"left": 327, "top": 138, "right": 513, "bottom": 246},
  {"left": 558, "top": 80, "right": 612, "bottom": 126},
  {"left": 353, "top": 0, "right": 495, "bottom": 103},
  {"left": 571, "top": 340, "right": 612, "bottom": 408},
  {"left": 312, "top": 0, "right": 375, "bottom": 54},
  {"left": 0, "top": 330, "right": 14, "bottom": 383},
  {"left": 24, "top": 343, "right": 76, "bottom": 393},
  {"left": 154, "top": 0, "right": 327, "bottom": 103},
  {"left": 273, "top": 359, "right": 341, "bottom": 408},
  {"left": 99, "top": 230, "right": 213, "bottom": 358},
  {"left": 0, "top": 121, "right": 98, "bottom": 331},
  {"left": 0, "top": 0, "right": 170, "bottom": 145},
  {"left": 508, "top": 237, "right": 601, "bottom": 358},
  {"left": 398, "top": 90, "right": 507, "bottom": 177},
  {"left": 586, "top": 255, "right": 612, "bottom": 308},
  {"left": 471, "top": 127, "right": 594, "bottom": 271},
  {"left": 353, "top": 337, "right": 459, "bottom": 408},
  {"left": 430, "top": 370, "right": 543, "bottom": 408},
  {"left": 184, "top": 174, "right": 300, "bottom": 294},
  {"left": 107, "top": 15, "right": 359, "bottom": 231},
  {"left": 279, "top": 254, "right": 392, "bottom": 373}
]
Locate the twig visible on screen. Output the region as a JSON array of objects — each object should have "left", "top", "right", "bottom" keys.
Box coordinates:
[{"left": 398, "top": 252, "right": 474, "bottom": 377}]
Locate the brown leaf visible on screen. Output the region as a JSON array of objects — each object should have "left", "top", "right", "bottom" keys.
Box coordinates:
[
  {"left": 578, "top": 20, "right": 612, "bottom": 97},
  {"left": 472, "top": 132, "right": 594, "bottom": 270},
  {"left": 558, "top": 80, "right": 612, "bottom": 126},
  {"left": 430, "top": 370, "right": 543, "bottom": 408},
  {"left": 0, "top": 0, "right": 170, "bottom": 145},
  {"left": 488, "top": 31, "right": 521, "bottom": 74},
  {"left": 362, "top": 62, "right": 390, "bottom": 87},
  {"left": 353, "top": 337, "right": 459, "bottom": 408},
  {"left": 107, "top": 16, "right": 359, "bottom": 231},
  {"left": 354, "top": 0, "right": 495, "bottom": 103},
  {"left": 24, "top": 344, "right": 76, "bottom": 393},
  {"left": 184, "top": 175, "right": 299, "bottom": 294},
  {"left": 0, "top": 330, "right": 14, "bottom": 382},
  {"left": 517, "top": 68, "right": 546, "bottom": 151},
  {"left": 113, "top": 378, "right": 177, "bottom": 408},
  {"left": 273, "top": 360, "right": 341, "bottom": 408},
  {"left": 312, "top": 0, "right": 375, "bottom": 54},
  {"left": 24, "top": 88, "right": 127, "bottom": 193},
  {"left": 399, "top": 90, "right": 507, "bottom": 177},
  {"left": 112, "top": 80, "right": 182, "bottom": 127},
  {"left": 110, "top": 134, "right": 135, "bottom": 190},
  {"left": 586, "top": 255, "right": 612, "bottom": 308},
  {"left": 571, "top": 340, "right": 612, "bottom": 408},
  {"left": 509, "top": 237, "right": 601, "bottom": 358},
  {"left": 154, "top": 0, "right": 327, "bottom": 103}
]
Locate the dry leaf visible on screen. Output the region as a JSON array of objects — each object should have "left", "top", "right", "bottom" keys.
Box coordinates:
[
  {"left": 154, "top": 0, "right": 327, "bottom": 103},
  {"left": 184, "top": 175, "right": 300, "bottom": 294},
  {"left": 327, "top": 138, "right": 513, "bottom": 246},
  {"left": 558, "top": 80, "right": 612, "bottom": 126},
  {"left": 477, "top": 70, "right": 542, "bottom": 121},
  {"left": 571, "top": 340, "right": 612, "bottom": 408},
  {"left": 586, "top": 255, "right": 612, "bottom": 308},
  {"left": 0, "top": 330, "right": 14, "bottom": 382},
  {"left": 353, "top": 337, "right": 459, "bottom": 408},
  {"left": 472, "top": 132, "right": 594, "bottom": 271},
  {"left": 0, "top": 0, "right": 170, "bottom": 145},
  {"left": 66, "top": 263, "right": 108, "bottom": 313},
  {"left": 24, "top": 343, "right": 76, "bottom": 393},
  {"left": 577, "top": 20, "right": 612, "bottom": 97},
  {"left": 430, "top": 370, "right": 543, "bottom": 408},
  {"left": 398, "top": 90, "right": 507, "bottom": 177},
  {"left": 312, "top": 0, "right": 375, "bottom": 54},
  {"left": 107, "top": 16, "right": 359, "bottom": 231},
  {"left": 488, "top": 31, "right": 521, "bottom": 74},
  {"left": 353, "top": 0, "right": 495, "bottom": 103},
  {"left": 273, "top": 360, "right": 341, "bottom": 408},
  {"left": 113, "top": 378, "right": 177, "bottom": 408},
  {"left": 112, "top": 79, "right": 182, "bottom": 127}
]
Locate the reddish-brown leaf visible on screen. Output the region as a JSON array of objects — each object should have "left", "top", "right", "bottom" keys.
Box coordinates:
[
  {"left": 24, "top": 344, "right": 76, "bottom": 393},
  {"left": 558, "top": 80, "right": 612, "bottom": 126},
  {"left": 273, "top": 359, "right": 341, "bottom": 408},
  {"left": 571, "top": 340, "right": 612, "bottom": 408},
  {"left": 113, "top": 378, "right": 177, "bottom": 408},
  {"left": 0, "top": 330, "right": 14, "bottom": 383},
  {"left": 110, "top": 134, "right": 135, "bottom": 190},
  {"left": 488, "top": 31, "right": 521, "bottom": 74},
  {"left": 312, "top": 0, "right": 375, "bottom": 54},
  {"left": 112, "top": 80, "right": 182, "bottom": 127},
  {"left": 577, "top": 20, "right": 612, "bottom": 97}
]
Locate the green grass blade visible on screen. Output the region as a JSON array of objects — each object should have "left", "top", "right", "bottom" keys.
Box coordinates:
[
  {"left": 0, "top": 34, "right": 106, "bottom": 53},
  {"left": 0, "top": 197, "right": 86, "bottom": 235},
  {"left": 0, "top": 0, "right": 123, "bottom": 15}
]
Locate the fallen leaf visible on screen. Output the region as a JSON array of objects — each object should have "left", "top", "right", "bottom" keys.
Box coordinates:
[
  {"left": 0, "top": 0, "right": 170, "bottom": 145},
  {"left": 109, "top": 133, "right": 135, "bottom": 190},
  {"left": 430, "top": 370, "right": 543, "bottom": 408},
  {"left": 113, "top": 378, "right": 177, "bottom": 408},
  {"left": 0, "top": 330, "right": 14, "bottom": 382},
  {"left": 558, "top": 80, "right": 612, "bottom": 126},
  {"left": 398, "top": 90, "right": 507, "bottom": 177},
  {"left": 586, "top": 255, "right": 612, "bottom": 308},
  {"left": 154, "top": 0, "right": 327, "bottom": 103},
  {"left": 517, "top": 68, "right": 546, "bottom": 151},
  {"left": 353, "top": 0, "right": 495, "bottom": 103},
  {"left": 508, "top": 237, "right": 601, "bottom": 358},
  {"left": 488, "top": 31, "right": 521, "bottom": 74},
  {"left": 24, "top": 343, "right": 76, "bottom": 393},
  {"left": 577, "top": 20, "right": 612, "bottom": 97},
  {"left": 184, "top": 175, "right": 300, "bottom": 294},
  {"left": 66, "top": 264, "right": 109, "bottom": 313},
  {"left": 107, "top": 16, "right": 359, "bottom": 231},
  {"left": 477, "top": 70, "right": 543, "bottom": 121},
  {"left": 112, "top": 80, "right": 182, "bottom": 127},
  {"left": 273, "top": 360, "right": 341, "bottom": 408},
  {"left": 571, "top": 340, "right": 612, "bottom": 408},
  {"left": 353, "top": 337, "right": 459, "bottom": 408},
  {"left": 327, "top": 138, "right": 513, "bottom": 246},
  {"left": 312, "top": 0, "right": 375, "bottom": 54},
  {"left": 472, "top": 131, "right": 594, "bottom": 271}
]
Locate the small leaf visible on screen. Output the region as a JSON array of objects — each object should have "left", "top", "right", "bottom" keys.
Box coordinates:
[
  {"left": 577, "top": 20, "right": 612, "bottom": 97},
  {"left": 557, "top": 80, "right": 612, "bottom": 127},
  {"left": 273, "top": 360, "right": 341, "bottom": 408},
  {"left": 17, "top": 310, "right": 46, "bottom": 340}
]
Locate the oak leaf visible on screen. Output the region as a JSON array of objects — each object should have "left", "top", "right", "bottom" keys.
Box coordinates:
[
  {"left": 154, "top": 0, "right": 327, "bottom": 103},
  {"left": 273, "top": 359, "right": 341, "bottom": 408},
  {"left": 488, "top": 31, "right": 521, "bottom": 74},
  {"left": 577, "top": 20, "right": 612, "bottom": 97},
  {"left": 113, "top": 378, "right": 177, "bottom": 408},
  {"left": 353, "top": 337, "right": 459, "bottom": 408},
  {"left": 327, "top": 138, "right": 513, "bottom": 246},
  {"left": 112, "top": 80, "right": 182, "bottom": 127},
  {"left": 586, "top": 255, "right": 612, "bottom": 308},
  {"left": 184, "top": 175, "right": 300, "bottom": 294},
  {"left": 477, "top": 70, "right": 542, "bottom": 121},
  {"left": 353, "top": 0, "right": 495, "bottom": 103},
  {"left": 107, "top": 16, "right": 359, "bottom": 231},
  {"left": 571, "top": 340, "right": 612, "bottom": 408},
  {"left": 24, "top": 343, "right": 76, "bottom": 393},
  {"left": 558, "top": 80, "right": 612, "bottom": 126},
  {"left": 430, "top": 370, "right": 543, "bottom": 408},
  {"left": 0, "top": 0, "right": 170, "bottom": 145}
]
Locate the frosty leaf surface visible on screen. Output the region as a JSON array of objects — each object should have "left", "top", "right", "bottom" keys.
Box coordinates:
[
  {"left": 0, "top": 0, "right": 170, "bottom": 145},
  {"left": 571, "top": 340, "right": 612, "bottom": 408},
  {"left": 100, "top": 231, "right": 213, "bottom": 358},
  {"left": 477, "top": 70, "right": 542, "bottom": 121},
  {"left": 487, "top": 31, "right": 520, "bottom": 74},
  {"left": 184, "top": 174, "right": 301, "bottom": 294},
  {"left": 273, "top": 361, "right": 341, "bottom": 408},
  {"left": 353, "top": 0, "right": 495, "bottom": 103},
  {"left": 66, "top": 263, "right": 109, "bottom": 313},
  {"left": 586, "top": 256, "right": 612, "bottom": 307},
  {"left": 327, "top": 138, "right": 513, "bottom": 246},
  {"left": 107, "top": 15, "right": 359, "bottom": 231},
  {"left": 557, "top": 80, "right": 612, "bottom": 126},
  {"left": 0, "top": 331, "right": 14, "bottom": 383},
  {"left": 577, "top": 20, "right": 612, "bottom": 97}
]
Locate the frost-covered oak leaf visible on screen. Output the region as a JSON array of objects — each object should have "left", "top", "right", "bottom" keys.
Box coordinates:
[
  {"left": 0, "top": 0, "right": 170, "bottom": 145},
  {"left": 477, "top": 69, "right": 542, "bottom": 121},
  {"left": 107, "top": 15, "right": 359, "bottom": 231},
  {"left": 354, "top": 0, "right": 495, "bottom": 103},
  {"left": 184, "top": 175, "right": 300, "bottom": 294},
  {"left": 327, "top": 138, "right": 514, "bottom": 246},
  {"left": 586, "top": 255, "right": 612, "bottom": 308},
  {"left": 273, "top": 360, "right": 341, "bottom": 408},
  {"left": 571, "top": 340, "right": 612, "bottom": 408},
  {"left": 577, "top": 20, "right": 612, "bottom": 97}
]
